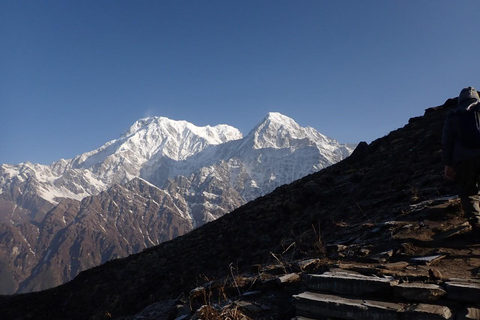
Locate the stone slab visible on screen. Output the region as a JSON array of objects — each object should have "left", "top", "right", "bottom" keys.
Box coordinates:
[
  {"left": 403, "top": 303, "right": 453, "bottom": 320},
  {"left": 394, "top": 282, "right": 446, "bottom": 302},
  {"left": 445, "top": 281, "right": 480, "bottom": 304},
  {"left": 293, "top": 291, "right": 403, "bottom": 320},
  {"left": 383, "top": 261, "right": 410, "bottom": 270},
  {"left": 296, "top": 259, "right": 321, "bottom": 271},
  {"left": 410, "top": 255, "right": 446, "bottom": 266},
  {"left": 457, "top": 307, "right": 480, "bottom": 320},
  {"left": 307, "top": 270, "right": 398, "bottom": 296},
  {"left": 277, "top": 273, "right": 300, "bottom": 284},
  {"left": 294, "top": 292, "right": 453, "bottom": 320}
]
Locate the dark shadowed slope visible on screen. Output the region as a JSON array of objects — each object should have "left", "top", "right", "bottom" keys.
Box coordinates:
[{"left": 2, "top": 98, "right": 475, "bottom": 320}]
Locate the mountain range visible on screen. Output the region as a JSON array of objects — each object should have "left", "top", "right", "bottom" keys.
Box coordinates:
[
  {"left": 2, "top": 97, "right": 478, "bottom": 320},
  {"left": 0, "top": 112, "right": 355, "bottom": 294}
]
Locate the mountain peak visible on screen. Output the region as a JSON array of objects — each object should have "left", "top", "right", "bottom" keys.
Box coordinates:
[
  {"left": 264, "top": 111, "right": 294, "bottom": 122},
  {"left": 246, "top": 112, "right": 312, "bottom": 149},
  {"left": 123, "top": 116, "right": 242, "bottom": 145},
  {"left": 75, "top": 115, "right": 243, "bottom": 169}
]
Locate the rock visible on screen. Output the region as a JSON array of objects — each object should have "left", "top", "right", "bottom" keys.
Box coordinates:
[
  {"left": 394, "top": 282, "right": 447, "bottom": 302},
  {"left": 383, "top": 261, "right": 409, "bottom": 270},
  {"left": 326, "top": 244, "right": 348, "bottom": 255},
  {"left": 175, "top": 304, "right": 191, "bottom": 319},
  {"left": 445, "top": 281, "right": 480, "bottom": 304},
  {"left": 293, "top": 291, "right": 404, "bottom": 320},
  {"left": 277, "top": 273, "right": 300, "bottom": 285},
  {"left": 411, "top": 255, "right": 446, "bottom": 266},
  {"left": 336, "top": 263, "right": 380, "bottom": 275},
  {"left": 234, "top": 300, "right": 263, "bottom": 314},
  {"left": 404, "top": 303, "right": 453, "bottom": 320},
  {"left": 433, "top": 222, "right": 472, "bottom": 240},
  {"left": 294, "top": 292, "right": 454, "bottom": 320},
  {"left": 369, "top": 249, "right": 394, "bottom": 263},
  {"left": 261, "top": 264, "right": 287, "bottom": 275},
  {"left": 306, "top": 270, "right": 398, "bottom": 296},
  {"left": 457, "top": 307, "right": 480, "bottom": 320},
  {"left": 296, "top": 259, "right": 322, "bottom": 272},
  {"left": 428, "top": 268, "right": 443, "bottom": 281}
]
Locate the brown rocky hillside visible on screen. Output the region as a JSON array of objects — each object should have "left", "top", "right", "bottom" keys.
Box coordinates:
[{"left": 1, "top": 97, "right": 479, "bottom": 320}]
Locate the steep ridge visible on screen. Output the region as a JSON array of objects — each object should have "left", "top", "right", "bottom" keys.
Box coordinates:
[
  {"left": 16, "top": 178, "right": 193, "bottom": 293},
  {"left": 2, "top": 98, "right": 475, "bottom": 320},
  {"left": 0, "top": 113, "right": 354, "bottom": 295}
]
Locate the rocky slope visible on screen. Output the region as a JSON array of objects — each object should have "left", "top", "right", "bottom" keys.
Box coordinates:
[
  {"left": 2, "top": 97, "right": 478, "bottom": 320},
  {"left": 0, "top": 112, "right": 354, "bottom": 294}
]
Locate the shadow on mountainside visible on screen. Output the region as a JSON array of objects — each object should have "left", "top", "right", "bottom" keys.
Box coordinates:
[{"left": 1, "top": 97, "right": 479, "bottom": 320}]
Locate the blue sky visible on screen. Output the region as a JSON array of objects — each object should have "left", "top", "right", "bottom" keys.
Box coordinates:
[{"left": 1, "top": 1, "right": 480, "bottom": 165}]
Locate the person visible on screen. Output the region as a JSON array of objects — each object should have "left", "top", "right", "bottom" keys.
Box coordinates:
[{"left": 442, "top": 86, "right": 480, "bottom": 234}]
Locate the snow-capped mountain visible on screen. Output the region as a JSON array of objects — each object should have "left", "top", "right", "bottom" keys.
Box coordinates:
[
  {"left": 1, "top": 117, "right": 242, "bottom": 205},
  {"left": 0, "top": 112, "right": 356, "bottom": 294}
]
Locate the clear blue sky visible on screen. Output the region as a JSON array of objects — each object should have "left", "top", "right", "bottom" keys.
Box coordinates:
[{"left": 1, "top": 1, "right": 480, "bottom": 165}]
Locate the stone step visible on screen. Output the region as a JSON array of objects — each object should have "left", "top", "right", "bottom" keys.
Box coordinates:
[
  {"left": 445, "top": 281, "right": 480, "bottom": 304},
  {"left": 293, "top": 291, "right": 453, "bottom": 320},
  {"left": 306, "top": 269, "right": 399, "bottom": 296},
  {"left": 394, "top": 282, "right": 447, "bottom": 302}
]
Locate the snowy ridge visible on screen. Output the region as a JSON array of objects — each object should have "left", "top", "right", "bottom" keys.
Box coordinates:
[
  {"left": 0, "top": 117, "right": 242, "bottom": 204},
  {"left": 0, "top": 113, "right": 355, "bottom": 208}
]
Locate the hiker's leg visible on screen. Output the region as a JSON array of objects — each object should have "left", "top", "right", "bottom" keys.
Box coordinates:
[
  {"left": 461, "top": 195, "right": 480, "bottom": 227},
  {"left": 457, "top": 158, "right": 480, "bottom": 229}
]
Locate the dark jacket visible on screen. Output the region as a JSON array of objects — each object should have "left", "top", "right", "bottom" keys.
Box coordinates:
[{"left": 442, "top": 108, "right": 480, "bottom": 166}]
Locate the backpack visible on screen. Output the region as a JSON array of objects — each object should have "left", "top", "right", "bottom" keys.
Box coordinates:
[{"left": 457, "top": 108, "right": 480, "bottom": 148}]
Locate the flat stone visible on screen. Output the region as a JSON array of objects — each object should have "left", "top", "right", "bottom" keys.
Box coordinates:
[
  {"left": 293, "top": 291, "right": 403, "bottom": 320},
  {"left": 307, "top": 270, "right": 398, "bottom": 296},
  {"left": 410, "top": 255, "right": 446, "bottom": 266},
  {"left": 448, "top": 278, "right": 480, "bottom": 284},
  {"left": 445, "top": 281, "right": 480, "bottom": 304},
  {"left": 369, "top": 249, "right": 394, "bottom": 263},
  {"left": 433, "top": 222, "right": 472, "bottom": 240},
  {"left": 277, "top": 273, "right": 300, "bottom": 284},
  {"left": 337, "top": 263, "right": 379, "bottom": 275},
  {"left": 294, "top": 292, "right": 453, "bottom": 320},
  {"left": 403, "top": 303, "right": 453, "bottom": 320},
  {"left": 457, "top": 307, "right": 480, "bottom": 320},
  {"left": 296, "top": 259, "right": 322, "bottom": 271},
  {"left": 383, "top": 261, "right": 410, "bottom": 270},
  {"left": 394, "top": 282, "right": 447, "bottom": 302}
]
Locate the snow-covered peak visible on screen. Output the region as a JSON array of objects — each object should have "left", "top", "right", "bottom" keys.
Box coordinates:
[
  {"left": 122, "top": 117, "right": 242, "bottom": 145},
  {"left": 246, "top": 112, "right": 316, "bottom": 149},
  {"left": 263, "top": 112, "right": 300, "bottom": 127},
  {"left": 0, "top": 112, "right": 355, "bottom": 207},
  {"left": 73, "top": 116, "right": 243, "bottom": 171}
]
